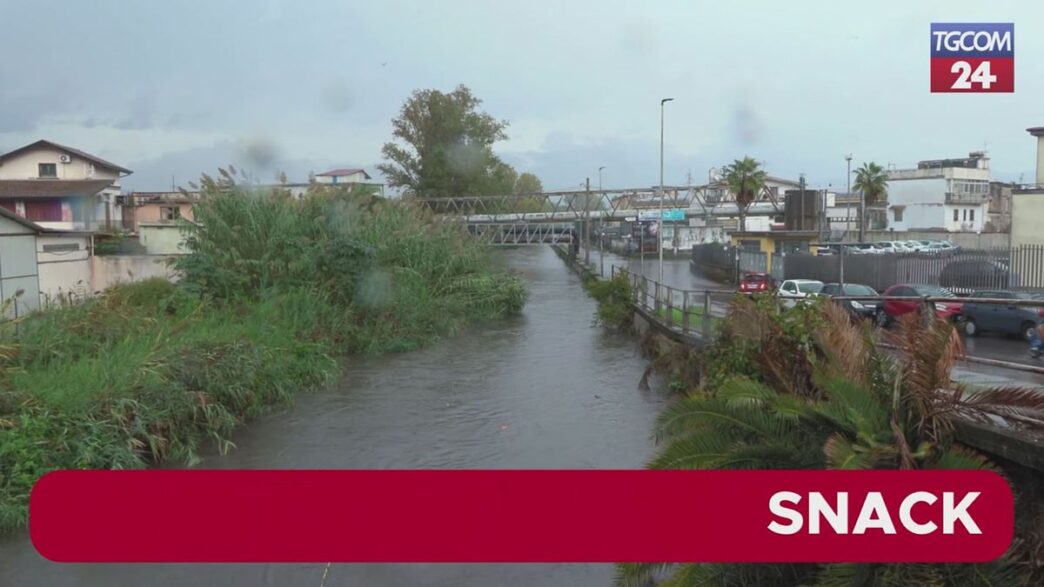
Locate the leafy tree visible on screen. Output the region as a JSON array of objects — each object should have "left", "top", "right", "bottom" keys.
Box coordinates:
[
  {"left": 514, "top": 172, "right": 543, "bottom": 195},
  {"left": 510, "top": 172, "right": 548, "bottom": 213},
  {"left": 378, "top": 85, "right": 515, "bottom": 199},
  {"left": 721, "top": 157, "right": 767, "bottom": 232},
  {"left": 853, "top": 162, "right": 889, "bottom": 233},
  {"left": 616, "top": 299, "right": 1044, "bottom": 586}
]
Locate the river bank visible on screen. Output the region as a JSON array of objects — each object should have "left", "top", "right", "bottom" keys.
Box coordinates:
[
  {"left": 1, "top": 246, "right": 670, "bottom": 586},
  {"left": 0, "top": 186, "right": 527, "bottom": 534}
]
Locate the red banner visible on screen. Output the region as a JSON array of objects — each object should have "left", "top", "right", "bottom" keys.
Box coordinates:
[{"left": 30, "top": 469, "right": 1013, "bottom": 563}]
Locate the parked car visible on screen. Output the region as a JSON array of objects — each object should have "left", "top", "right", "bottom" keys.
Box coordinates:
[
  {"left": 922, "top": 241, "right": 959, "bottom": 255},
  {"left": 901, "top": 240, "right": 928, "bottom": 252},
  {"left": 778, "top": 279, "right": 824, "bottom": 308},
  {"left": 876, "top": 284, "right": 962, "bottom": 327},
  {"left": 739, "top": 272, "right": 776, "bottom": 293},
  {"left": 873, "top": 241, "right": 906, "bottom": 254},
  {"left": 961, "top": 290, "right": 1044, "bottom": 340},
  {"left": 939, "top": 258, "right": 1017, "bottom": 294},
  {"left": 819, "top": 283, "right": 880, "bottom": 319}
]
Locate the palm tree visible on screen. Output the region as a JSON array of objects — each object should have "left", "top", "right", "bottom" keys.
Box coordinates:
[
  {"left": 615, "top": 300, "right": 1044, "bottom": 587},
  {"left": 852, "top": 162, "right": 888, "bottom": 235},
  {"left": 721, "top": 157, "right": 767, "bottom": 233}
]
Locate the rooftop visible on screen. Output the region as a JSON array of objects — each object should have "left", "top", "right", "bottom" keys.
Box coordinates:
[
  {"left": 0, "top": 140, "right": 132, "bottom": 175},
  {"left": 316, "top": 168, "right": 371, "bottom": 179}
]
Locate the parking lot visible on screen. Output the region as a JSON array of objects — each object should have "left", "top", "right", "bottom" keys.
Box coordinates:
[{"left": 596, "top": 251, "right": 1044, "bottom": 370}]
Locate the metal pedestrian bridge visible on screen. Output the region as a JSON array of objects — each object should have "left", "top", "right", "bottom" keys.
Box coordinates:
[{"left": 405, "top": 183, "right": 787, "bottom": 245}]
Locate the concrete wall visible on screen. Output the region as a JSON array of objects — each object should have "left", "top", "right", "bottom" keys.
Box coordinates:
[
  {"left": 37, "top": 233, "right": 92, "bottom": 302},
  {"left": 91, "top": 255, "right": 179, "bottom": 291},
  {"left": 865, "top": 229, "right": 1009, "bottom": 248},
  {"left": 133, "top": 203, "right": 195, "bottom": 224},
  {"left": 139, "top": 223, "right": 189, "bottom": 255},
  {"left": 1011, "top": 191, "right": 1044, "bottom": 246},
  {"left": 0, "top": 146, "right": 120, "bottom": 183},
  {"left": 0, "top": 215, "right": 40, "bottom": 317}
]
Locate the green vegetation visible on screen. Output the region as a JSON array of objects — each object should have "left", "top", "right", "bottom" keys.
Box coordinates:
[
  {"left": 853, "top": 161, "right": 889, "bottom": 235},
  {"left": 0, "top": 175, "right": 526, "bottom": 532},
  {"left": 585, "top": 272, "right": 634, "bottom": 330},
  {"left": 377, "top": 84, "right": 544, "bottom": 203},
  {"left": 721, "top": 156, "right": 767, "bottom": 233},
  {"left": 617, "top": 297, "right": 1044, "bottom": 586}
]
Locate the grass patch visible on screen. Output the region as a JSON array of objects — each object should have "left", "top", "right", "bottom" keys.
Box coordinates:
[{"left": 0, "top": 179, "right": 527, "bottom": 533}]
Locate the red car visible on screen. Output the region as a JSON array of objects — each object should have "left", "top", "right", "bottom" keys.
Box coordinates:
[
  {"left": 876, "top": 284, "right": 963, "bottom": 327},
  {"left": 739, "top": 273, "right": 775, "bottom": 293}
]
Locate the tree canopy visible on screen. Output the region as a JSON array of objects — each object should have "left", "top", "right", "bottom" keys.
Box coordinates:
[
  {"left": 722, "top": 156, "right": 767, "bottom": 232},
  {"left": 378, "top": 85, "right": 535, "bottom": 198},
  {"left": 853, "top": 161, "right": 888, "bottom": 207}
]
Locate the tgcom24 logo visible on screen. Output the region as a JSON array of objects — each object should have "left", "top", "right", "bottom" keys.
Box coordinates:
[{"left": 930, "top": 23, "right": 1014, "bottom": 93}]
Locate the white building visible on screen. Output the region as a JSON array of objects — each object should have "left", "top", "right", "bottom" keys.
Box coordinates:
[
  {"left": 0, "top": 140, "right": 132, "bottom": 231},
  {"left": 0, "top": 207, "right": 94, "bottom": 316},
  {"left": 311, "top": 168, "right": 384, "bottom": 196},
  {"left": 884, "top": 152, "right": 990, "bottom": 233}
]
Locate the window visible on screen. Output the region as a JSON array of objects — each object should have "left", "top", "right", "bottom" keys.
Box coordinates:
[
  {"left": 38, "top": 163, "right": 57, "bottom": 178},
  {"left": 797, "top": 282, "right": 823, "bottom": 294},
  {"left": 969, "top": 209, "right": 975, "bottom": 221},
  {"left": 962, "top": 209, "right": 968, "bottom": 221},
  {"left": 160, "top": 206, "right": 181, "bottom": 221},
  {"left": 953, "top": 209, "right": 959, "bottom": 221},
  {"left": 892, "top": 207, "right": 904, "bottom": 222},
  {"left": 42, "top": 243, "right": 80, "bottom": 253},
  {"left": 783, "top": 282, "right": 797, "bottom": 293}
]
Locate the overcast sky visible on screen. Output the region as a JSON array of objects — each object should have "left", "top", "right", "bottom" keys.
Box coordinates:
[{"left": 1, "top": 0, "right": 1041, "bottom": 192}]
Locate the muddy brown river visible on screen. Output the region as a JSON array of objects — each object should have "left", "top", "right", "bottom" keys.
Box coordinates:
[{"left": 0, "top": 246, "right": 674, "bottom": 586}]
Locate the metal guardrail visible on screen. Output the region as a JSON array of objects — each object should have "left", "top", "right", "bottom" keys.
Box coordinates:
[
  {"left": 608, "top": 264, "right": 1044, "bottom": 375},
  {"left": 611, "top": 266, "right": 734, "bottom": 339}
]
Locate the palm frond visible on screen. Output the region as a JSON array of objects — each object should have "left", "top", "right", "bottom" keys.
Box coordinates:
[{"left": 614, "top": 563, "right": 674, "bottom": 587}]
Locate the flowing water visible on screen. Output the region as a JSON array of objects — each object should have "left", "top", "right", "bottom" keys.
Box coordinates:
[{"left": 0, "top": 246, "right": 672, "bottom": 586}]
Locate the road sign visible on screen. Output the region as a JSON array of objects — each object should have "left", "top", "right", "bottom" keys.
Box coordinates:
[{"left": 662, "top": 209, "right": 686, "bottom": 221}]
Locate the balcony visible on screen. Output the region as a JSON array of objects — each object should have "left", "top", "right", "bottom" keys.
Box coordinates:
[{"left": 944, "top": 191, "right": 989, "bottom": 205}]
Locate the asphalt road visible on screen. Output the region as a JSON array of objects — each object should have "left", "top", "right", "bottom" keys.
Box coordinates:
[{"left": 587, "top": 247, "right": 1044, "bottom": 374}]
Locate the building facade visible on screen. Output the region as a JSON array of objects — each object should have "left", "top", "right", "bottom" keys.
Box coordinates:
[
  {"left": 884, "top": 152, "right": 990, "bottom": 233},
  {"left": 0, "top": 140, "right": 132, "bottom": 231}
]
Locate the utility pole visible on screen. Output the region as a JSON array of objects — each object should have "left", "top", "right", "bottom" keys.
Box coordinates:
[
  {"left": 659, "top": 97, "right": 674, "bottom": 283},
  {"left": 598, "top": 166, "right": 605, "bottom": 276},
  {"left": 584, "top": 177, "right": 591, "bottom": 266},
  {"left": 799, "top": 174, "right": 806, "bottom": 230},
  {"left": 845, "top": 154, "right": 853, "bottom": 240}
]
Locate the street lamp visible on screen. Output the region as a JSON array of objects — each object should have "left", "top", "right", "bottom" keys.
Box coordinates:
[
  {"left": 599, "top": 166, "right": 606, "bottom": 276},
  {"left": 845, "top": 154, "right": 853, "bottom": 237},
  {"left": 659, "top": 97, "right": 674, "bottom": 283}
]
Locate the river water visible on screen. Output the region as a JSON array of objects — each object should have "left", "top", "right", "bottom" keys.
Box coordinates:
[{"left": 0, "top": 246, "right": 671, "bottom": 587}]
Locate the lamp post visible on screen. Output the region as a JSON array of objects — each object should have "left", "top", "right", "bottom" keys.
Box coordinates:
[
  {"left": 845, "top": 154, "right": 853, "bottom": 238},
  {"left": 659, "top": 97, "right": 674, "bottom": 283},
  {"left": 599, "top": 166, "right": 606, "bottom": 276}
]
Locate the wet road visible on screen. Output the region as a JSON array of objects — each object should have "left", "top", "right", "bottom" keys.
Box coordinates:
[
  {"left": 0, "top": 247, "right": 670, "bottom": 586},
  {"left": 590, "top": 247, "right": 1043, "bottom": 374}
]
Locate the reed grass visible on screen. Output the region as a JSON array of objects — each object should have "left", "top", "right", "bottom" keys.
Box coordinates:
[{"left": 0, "top": 182, "right": 527, "bottom": 532}]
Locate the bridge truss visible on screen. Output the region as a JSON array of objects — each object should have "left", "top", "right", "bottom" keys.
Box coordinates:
[{"left": 403, "top": 183, "right": 785, "bottom": 224}]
